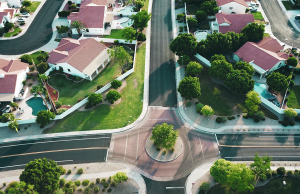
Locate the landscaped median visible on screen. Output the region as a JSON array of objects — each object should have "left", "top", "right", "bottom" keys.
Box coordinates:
[{"left": 43, "top": 44, "right": 146, "bottom": 133}]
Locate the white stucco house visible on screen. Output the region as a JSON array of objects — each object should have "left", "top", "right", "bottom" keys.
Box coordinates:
[
  {"left": 210, "top": 11, "right": 254, "bottom": 33},
  {"left": 0, "top": 58, "right": 29, "bottom": 102},
  {"left": 47, "top": 38, "right": 110, "bottom": 81},
  {"left": 0, "top": 1, "right": 20, "bottom": 28},
  {"left": 233, "top": 37, "right": 289, "bottom": 79},
  {"left": 216, "top": 0, "right": 247, "bottom": 14}
]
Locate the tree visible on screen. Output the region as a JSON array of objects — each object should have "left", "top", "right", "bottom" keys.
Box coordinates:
[
  {"left": 55, "top": 101, "right": 62, "bottom": 108},
  {"left": 187, "top": 17, "right": 197, "bottom": 28},
  {"left": 106, "top": 90, "right": 121, "bottom": 104},
  {"left": 287, "top": 57, "right": 298, "bottom": 67},
  {"left": 108, "top": 46, "right": 133, "bottom": 71},
  {"left": 210, "top": 159, "right": 233, "bottom": 185},
  {"left": 10, "top": 102, "right": 19, "bottom": 110},
  {"left": 37, "top": 62, "right": 49, "bottom": 74},
  {"left": 131, "top": 10, "right": 151, "bottom": 31},
  {"left": 4, "top": 22, "right": 14, "bottom": 32},
  {"left": 209, "top": 60, "right": 233, "bottom": 80},
  {"left": 112, "top": 172, "right": 128, "bottom": 184},
  {"left": 20, "top": 7, "right": 30, "bottom": 13},
  {"left": 233, "top": 61, "right": 255, "bottom": 75},
  {"left": 8, "top": 120, "right": 19, "bottom": 131},
  {"left": 6, "top": 181, "right": 37, "bottom": 194},
  {"left": 169, "top": 33, "right": 198, "bottom": 56},
  {"left": 178, "top": 76, "right": 201, "bottom": 100},
  {"left": 111, "top": 79, "right": 122, "bottom": 89},
  {"left": 241, "top": 23, "right": 265, "bottom": 42},
  {"left": 56, "top": 25, "right": 69, "bottom": 36},
  {"left": 255, "top": 111, "right": 265, "bottom": 120},
  {"left": 19, "top": 54, "right": 33, "bottom": 65},
  {"left": 210, "top": 54, "right": 226, "bottom": 63},
  {"left": 245, "top": 91, "right": 261, "bottom": 113},
  {"left": 135, "top": 0, "right": 144, "bottom": 10},
  {"left": 201, "top": 105, "right": 214, "bottom": 117},
  {"left": 199, "top": 1, "right": 218, "bottom": 16},
  {"left": 137, "top": 32, "right": 146, "bottom": 41},
  {"left": 226, "top": 163, "right": 255, "bottom": 193},
  {"left": 31, "top": 84, "right": 50, "bottom": 110},
  {"left": 36, "top": 110, "right": 55, "bottom": 127},
  {"left": 284, "top": 108, "right": 298, "bottom": 118},
  {"left": 225, "top": 69, "right": 254, "bottom": 94},
  {"left": 37, "top": 54, "right": 46, "bottom": 62},
  {"left": 88, "top": 93, "right": 103, "bottom": 105},
  {"left": 195, "top": 10, "right": 207, "bottom": 21},
  {"left": 250, "top": 153, "right": 272, "bottom": 177},
  {"left": 186, "top": 61, "right": 203, "bottom": 76},
  {"left": 70, "top": 20, "right": 85, "bottom": 35},
  {"left": 150, "top": 123, "right": 179, "bottom": 149},
  {"left": 1, "top": 113, "right": 15, "bottom": 123},
  {"left": 123, "top": 27, "right": 137, "bottom": 42},
  {"left": 20, "top": 158, "right": 61, "bottom": 194},
  {"left": 266, "top": 72, "right": 290, "bottom": 92},
  {"left": 22, "top": 0, "right": 32, "bottom": 7},
  {"left": 178, "top": 55, "right": 191, "bottom": 66}
]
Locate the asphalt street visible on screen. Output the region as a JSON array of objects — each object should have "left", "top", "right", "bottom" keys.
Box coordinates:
[
  {"left": 143, "top": 175, "right": 187, "bottom": 194},
  {"left": 0, "top": 134, "right": 111, "bottom": 170},
  {"left": 149, "top": 0, "right": 177, "bottom": 107},
  {"left": 0, "top": 0, "right": 64, "bottom": 55},
  {"left": 217, "top": 134, "right": 300, "bottom": 161},
  {"left": 261, "top": 0, "right": 300, "bottom": 47}
]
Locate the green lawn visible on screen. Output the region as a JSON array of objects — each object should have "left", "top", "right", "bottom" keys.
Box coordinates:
[
  {"left": 30, "top": 1, "right": 41, "bottom": 12},
  {"left": 208, "top": 176, "right": 300, "bottom": 194},
  {"left": 287, "top": 86, "right": 300, "bottom": 108},
  {"left": 103, "top": 29, "right": 126, "bottom": 39},
  {"left": 186, "top": 2, "right": 203, "bottom": 15},
  {"left": 30, "top": 51, "right": 49, "bottom": 65},
  {"left": 282, "top": 1, "right": 294, "bottom": 10},
  {"left": 263, "top": 33, "right": 270, "bottom": 38},
  {"left": 251, "top": 11, "right": 264, "bottom": 20},
  {"left": 4, "top": 28, "right": 20, "bottom": 37},
  {"left": 141, "top": 0, "right": 150, "bottom": 12},
  {"left": 197, "top": 66, "right": 278, "bottom": 120},
  {"left": 48, "top": 62, "right": 121, "bottom": 105},
  {"left": 43, "top": 44, "right": 146, "bottom": 133}
]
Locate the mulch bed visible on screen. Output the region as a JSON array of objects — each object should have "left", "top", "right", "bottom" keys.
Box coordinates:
[{"left": 45, "top": 82, "right": 59, "bottom": 102}]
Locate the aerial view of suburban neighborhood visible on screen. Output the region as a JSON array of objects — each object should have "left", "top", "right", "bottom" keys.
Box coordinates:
[{"left": 1, "top": 0, "right": 300, "bottom": 193}]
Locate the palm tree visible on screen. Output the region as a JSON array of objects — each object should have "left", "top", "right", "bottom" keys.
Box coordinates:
[
  {"left": 39, "top": 74, "right": 56, "bottom": 112},
  {"left": 30, "top": 84, "right": 50, "bottom": 111},
  {"left": 70, "top": 20, "right": 85, "bottom": 35}
]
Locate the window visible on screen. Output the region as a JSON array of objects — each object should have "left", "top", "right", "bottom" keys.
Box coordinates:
[
  {"left": 68, "top": 69, "right": 71, "bottom": 72},
  {"left": 219, "top": 7, "right": 222, "bottom": 10},
  {"left": 229, "top": 7, "right": 233, "bottom": 9}
]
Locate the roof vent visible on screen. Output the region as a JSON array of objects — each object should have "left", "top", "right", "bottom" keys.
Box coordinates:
[{"left": 0, "top": 74, "right": 4, "bottom": 78}]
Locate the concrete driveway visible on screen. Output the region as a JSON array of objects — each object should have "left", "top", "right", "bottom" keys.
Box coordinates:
[{"left": 0, "top": 0, "right": 64, "bottom": 55}]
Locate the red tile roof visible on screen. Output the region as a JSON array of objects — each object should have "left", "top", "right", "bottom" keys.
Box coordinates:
[
  {"left": 0, "top": 58, "right": 28, "bottom": 73},
  {"left": 80, "top": 0, "right": 107, "bottom": 7},
  {"left": 234, "top": 38, "right": 287, "bottom": 71},
  {"left": 216, "top": 12, "right": 254, "bottom": 33},
  {"left": 0, "top": 74, "right": 17, "bottom": 94},
  {"left": 47, "top": 38, "right": 107, "bottom": 72},
  {"left": 256, "top": 36, "right": 284, "bottom": 53},
  {"left": 68, "top": 6, "right": 105, "bottom": 28},
  {"left": 0, "top": 12, "right": 8, "bottom": 23},
  {"left": 216, "top": 0, "right": 247, "bottom": 7},
  {"left": 3, "top": 9, "right": 16, "bottom": 18}
]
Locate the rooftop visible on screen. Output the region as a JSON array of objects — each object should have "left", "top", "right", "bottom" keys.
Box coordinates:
[{"left": 216, "top": 12, "right": 254, "bottom": 33}]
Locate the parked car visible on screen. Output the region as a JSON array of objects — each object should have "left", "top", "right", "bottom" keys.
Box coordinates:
[
  {"left": 17, "top": 18, "right": 26, "bottom": 22},
  {"left": 2, "top": 105, "right": 11, "bottom": 113},
  {"left": 250, "top": 2, "right": 259, "bottom": 7},
  {"left": 20, "top": 12, "right": 30, "bottom": 17},
  {"left": 249, "top": 6, "right": 258, "bottom": 12},
  {"left": 295, "top": 14, "right": 300, "bottom": 19}
]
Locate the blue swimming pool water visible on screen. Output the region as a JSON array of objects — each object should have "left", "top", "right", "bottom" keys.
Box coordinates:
[
  {"left": 120, "top": 19, "right": 133, "bottom": 28},
  {"left": 120, "top": 6, "right": 133, "bottom": 12},
  {"left": 254, "top": 83, "right": 273, "bottom": 99},
  {"left": 194, "top": 31, "right": 207, "bottom": 42},
  {"left": 26, "top": 97, "right": 47, "bottom": 116}
]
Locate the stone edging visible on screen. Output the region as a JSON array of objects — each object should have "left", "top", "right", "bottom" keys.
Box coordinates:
[{"left": 145, "top": 135, "right": 183, "bottom": 163}]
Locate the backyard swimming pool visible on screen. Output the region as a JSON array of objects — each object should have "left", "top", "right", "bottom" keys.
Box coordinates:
[
  {"left": 120, "top": 6, "right": 134, "bottom": 12},
  {"left": 254, "top": 83, "right": 274, "bottom": 99},
  {"left": 26, "top": 97, "right": 47, "bottom": 116},
  {"left": 194, "top": 30, "right": 208, "bottom": 42},
  {"left": 120, "top": 18, "right": 134, "bottom": 28}
]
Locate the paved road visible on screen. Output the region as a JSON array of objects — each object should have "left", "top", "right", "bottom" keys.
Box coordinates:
[
  {"left": 261, "top": 0, "right": 300, "bottom": 47},
  {"left": 0, "top": 134, "right": 111, "bottom": 170},
  {"left": 0, "top": 0, "right": 64, "bottom": 55},
  {"left": 217, "top": 134, "right": 300, "bottom": 161},
  {"left": 149, "top": 0, "right": 177, "bottom": 107}
]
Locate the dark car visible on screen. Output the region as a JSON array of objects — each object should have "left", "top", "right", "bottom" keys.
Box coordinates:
[{"left": 295, "top": 15, "right": 300, "bottom": 19}]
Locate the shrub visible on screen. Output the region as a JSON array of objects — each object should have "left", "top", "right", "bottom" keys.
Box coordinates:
[
  {"left": 295, "top": 170, "right": 299, "bottom": 175},
  {"left": 82, "top": 179, "right": 90, "bottom": 186},
  {"left": 55, "top": 101, "right": 62, "bottom": 108},
  {"left": 231, "top": 116, "right": 235, "bottom": 119},
  {"left": 103, "top": 183, "right": 109, "bottom": 188},
  {"left": 101, "top": 179, "right": 106, "bottom": 184},
  {"left": 0, "top": 191, "right": 4, "bottom": 194},
  {"left": 89, "top": 182, "right": 95, "bottom": 188},
  {"left": 260, "top": 174, "right": 267, "bottom": 181},
  {"left": 57, "top": 108, "right": 67, "bottom": 115},
  {"left": 94, "top": 186, "right": 99, "bottom": 193},
  {"left": 111, "top": 79, "right": 122, "bottom": 89},
  {"left": 59, "top": 166, "right": 66, "bottom": 175},
  {"left": 84, "top": 187, "right": 91, "bottom": 194},
  {"left": 254, "top": 117, "right": 260, "bottom": 123},
  {"left": 262, "top": 117, "right": 266, "bottom": 121},
  {"left": 186, "top": 101, "right": 192, "bottom": 107},
  {"left": 137, "top": 32, "right": 146, "bottom": 41},
  {"left": 290, "top": 80, "right": 295, "bottom": 87},
  {"left": 289, "top": 120, "right": 295, "bottom": 126},
  {"left": 112, "top": 172, "right": 128, "bottom": 183},
  {"left": 266, "top": 171, "right": 272, "bottom": 179},
  {"left": 196, "top": 103, "right": 204, "bottom": 113},
  {"left": 77, "top": 168, "right": 83, "bottom": 174},
  {"left": 228, "top": 117, "right": 232, "bottom": 120},
  {"left": 67, "top": 169, "right": 71, "bottom": 174},
  {"left": 102, "top": 189, "right": 106, "bottom": 192},
  {"left": 68, "top": 0, "right": 72, "bottom": 5},
  {"left": 20, "top": 7, "right": 30, "bottom": 13},
  {"left": 96, "top": 178, "right": 100, "bottom": 184},
  {"left": 70, "top": 4, "right": 77, "bottom": 9},
  {"left": 74, "top": 180, "right": 81, "bottom": 187},
  {"left": 243, "top": 115, "right": 248, "bottom": 119},
  {"left": 108, "top": 188, "right": 112, "bottom": 192},
  {"left": 88, "top": 93, "right": 103, "bottom": 105},
  {"left": 272, "top": 170, "right": 277, "bottom": 177},
  {"left": 114, "top": 40, "right": 119, "bottom": 45},
  {"left": 106, "top": 90, "right": 121, "bottom": 104},
  {"left": 75, "top": 76, "right": 81, "bottom": 81},
  {"left": 287, "top": 170, "right": 293, "bottom": 176},
  {"left": 200, "top": 182, "right": 209, "bottom": 191},
  {"left": 0, "top": 28, "right": 5, "bottom": 37},
  {"left": 97, "top": 85, "right": 104, "bottom": 90},
  {"left": 59, "top": 178, "right": 66, "bottom": 187},
  {"left": 277, "top": 167, "right": 286, "bottom": 175},
  {"left": 216, "top": 117, "right": 222, "bottom": 123},
  {"left": 110, "top": 181, "right": 116, "bottom": 187},
  {"left": 294, "top": 116, "right": 300, "bottom": 122},
  {"left": 65, "top": 180, "right": 74, "bottom": 188},
  {"left": 19, "top": 54, "right": 33, "bottom": 65},
  {"left": 58, "top": 10, "right": 71, "bottom": 17}
]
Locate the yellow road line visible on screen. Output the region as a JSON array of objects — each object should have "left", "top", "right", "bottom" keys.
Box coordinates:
[
  {"left": 219, "top": 145, "right": 300, "bottom": 148},
  {"left": 1, "top": 147, "right": 108, "bottom": 158}
]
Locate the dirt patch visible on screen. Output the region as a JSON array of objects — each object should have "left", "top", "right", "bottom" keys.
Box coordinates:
[{"left": 133, "top": 79, "right": 138, "bottom": 89}]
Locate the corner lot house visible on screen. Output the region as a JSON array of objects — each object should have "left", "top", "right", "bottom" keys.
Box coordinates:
[
  {"left": 0, "top": 0, "right": 22, "bottom": 8},
  {"left": 67, "top": 0, "right": 114, "bottom": 35},
  {"left": 47, "top": 38, "right": 110, "bottom": 81},
  {"left": 233, "top": 37, "right": 289, "bottom": 79},
  {"left": 0, "top": 58, "right": 29, "bottom": 103},
  {"left": 216, "top": 0, "right": 247, "bottom": 14},
  {"left": 0, "top": 2, "right": 19, "bottom": 27},
  {"left": 210, "top": 11, "right": 254, "bottom": 33}
]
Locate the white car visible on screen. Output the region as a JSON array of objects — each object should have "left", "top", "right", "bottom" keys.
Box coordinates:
[
  {"left": 20, "top": 12, "right": 30, "bottom": 17},
  {"left": 17, "top": 18, "right": 26, "bottom": 22},
  {"left": 249, "top": 6, "right": 258, "bottom": 12},
  {"left": 250, "top": 2, "right": 259, "bottom": 7}
]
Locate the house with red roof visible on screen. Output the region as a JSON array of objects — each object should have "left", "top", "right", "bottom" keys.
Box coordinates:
[
  {"left": 0, "top": 2, "right": 19, "bottom": 28},
  {"left": 47, "top": 38, "right": 110, "bottom": 81},
  {"left": 217, "top": 0, "right": 248, "bottom": 14},
  {"left": 233, "top": 37, "right": 289, "bottom": 79},
  {"left": 0, "top": 58, "right": 29, "bottom": 102},
  {"left": 210, "top": 11, "right": 254, "bottom": 33},
  {"left": 67, "top": 0, "right": 114, "bottom": 36}
]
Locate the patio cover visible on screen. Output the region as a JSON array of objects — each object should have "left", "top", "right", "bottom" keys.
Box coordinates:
[{"left": 0, "top": 93, "right": 14, "bottom": 102}]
